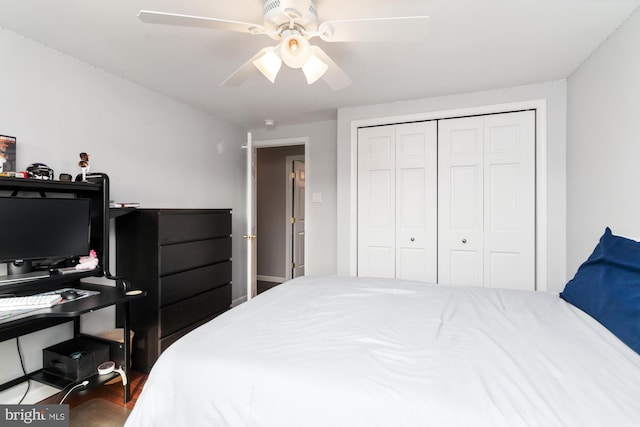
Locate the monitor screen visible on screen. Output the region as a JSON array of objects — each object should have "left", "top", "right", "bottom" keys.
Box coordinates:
[{"left": 0, "top": 197, "right": 91, "bottom": 263}]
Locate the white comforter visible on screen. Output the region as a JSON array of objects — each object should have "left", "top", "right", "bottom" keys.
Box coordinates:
[{"left": 125, "top": 276, "right": 640, "bottom": 427}]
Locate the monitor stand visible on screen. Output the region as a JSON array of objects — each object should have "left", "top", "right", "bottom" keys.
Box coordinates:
[{"left": 8, "top": 260, "right": 33, "bottom": 275}]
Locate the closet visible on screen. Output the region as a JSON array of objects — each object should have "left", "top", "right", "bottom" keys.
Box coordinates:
[
  {"left": 357, "top": 110, "right": 536, "bottom": 291},
  {"left": 357, "top": 121, "right": 437, "bottom": 282}
]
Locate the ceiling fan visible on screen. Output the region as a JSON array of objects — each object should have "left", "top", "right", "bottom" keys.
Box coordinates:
[{"left": 138, "top": 0, "right": 429, "bottom": 91}]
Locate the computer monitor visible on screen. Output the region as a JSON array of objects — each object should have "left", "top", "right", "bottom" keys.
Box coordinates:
[{"left": 0, "top": 197, "right": 91, "bottom": 270}]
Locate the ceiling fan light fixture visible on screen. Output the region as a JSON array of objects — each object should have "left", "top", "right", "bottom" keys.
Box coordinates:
[
  {"left": 253, "top": 48, "right": 282, "bottom": 83},
  {"left": 302, "top": 53, "right": 328, "bottom": 84},
  {"left": 279, "top": 30, "right": 311, "bottom": 68}
]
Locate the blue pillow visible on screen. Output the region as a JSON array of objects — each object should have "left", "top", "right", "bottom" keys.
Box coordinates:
[{"left": 560, "top": 227, "right": 640, "bottom": 354}]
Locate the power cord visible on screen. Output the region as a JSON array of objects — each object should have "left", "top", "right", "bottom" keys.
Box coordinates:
[
  {"left": 16, "top": 337, "right": 30, "bottom": 404},
  {"left": 58, "top": 380, "right": 89, "bottom": 404},
  {"left": 114, "top": 367, "right": 128, "bottom": 386}
]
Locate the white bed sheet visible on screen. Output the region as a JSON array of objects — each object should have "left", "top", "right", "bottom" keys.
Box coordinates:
[{"left": 125, "top": 276, "right": 640, "bottom": 427}]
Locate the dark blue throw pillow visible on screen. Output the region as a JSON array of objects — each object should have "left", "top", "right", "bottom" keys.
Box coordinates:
[{"left": 560, "top": 227, "right": 640, "bottom": 354}]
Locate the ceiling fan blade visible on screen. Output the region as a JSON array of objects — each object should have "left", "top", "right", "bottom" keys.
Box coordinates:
[
  {"left": 310, "top": 46, "right": 352, "bottom": 91},
  {"left": 221, "top": 48, "right": 275, "bottom": 87},
  {"left": 138, "top": 10, "right": 267, "bottom": 35},
  {"left": 315, "top": 16, "right": 430, "bottom": 42}
]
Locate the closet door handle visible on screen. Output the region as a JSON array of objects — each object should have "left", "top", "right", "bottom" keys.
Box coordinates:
[
  {"left": 462, "top": 238, "right": 467, "bottom": 244},
  {"left": 410, "top": 237, "right": 415, "bottom": 242}
]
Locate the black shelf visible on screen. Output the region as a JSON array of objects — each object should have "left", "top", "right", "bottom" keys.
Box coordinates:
[
  {"left": 0, "top": 282, "right": 145, "bottom": 403},
  {"left": 0, "top": 283, "right": 145, "bottom": 341},
  {"left": 109, "top": 207, "right": 137, "bottom": 219},
  {"left": 0, "top": 269, "right": 101, "bottom": 295},
  {"left": 31, "top": 369, "right": 120, "bottom": 393},
  {"left": 0, "top": 176, "right": 101, "bottom": 193}
]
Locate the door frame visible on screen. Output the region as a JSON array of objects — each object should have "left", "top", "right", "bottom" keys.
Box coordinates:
[
  {"left": 347, "top": 100, "right": 549, "bottom": 291},
  {"left": 285, "top": 155, "right": 305, "bottom": 281},
  {"left": 252, "top": 137, "right": 309, "bottom": 290}
]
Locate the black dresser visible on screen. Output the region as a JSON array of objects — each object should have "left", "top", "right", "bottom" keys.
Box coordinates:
[{"left": 116, "top": 209, "right": 232, "bottom": 373}]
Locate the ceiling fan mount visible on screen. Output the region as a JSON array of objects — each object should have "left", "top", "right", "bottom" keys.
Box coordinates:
[
  {"left": 137, "top": 1, "right": 429, "bottom": 91},
  {"left": 261, "top": 0, "right": 319, "bottom": 38}
]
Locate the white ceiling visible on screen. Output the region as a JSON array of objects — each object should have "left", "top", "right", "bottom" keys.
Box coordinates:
[{"left": 0, "top": 0, "right": 638, "bottom": 129}]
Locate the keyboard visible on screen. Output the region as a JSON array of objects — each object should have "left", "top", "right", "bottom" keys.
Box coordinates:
[{"left": 0, "top": 294, "right": 61, "bottom": 311}]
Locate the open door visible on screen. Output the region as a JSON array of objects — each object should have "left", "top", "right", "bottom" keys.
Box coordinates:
[
  {"left": 251, "top": 136, "right": 308, "bottom": 294},
  {"left": 244, "top": 132, "right": 257, "bottom": 300},
  {"left": 291, "top": 159, "right": 305, "bottom": 278}
]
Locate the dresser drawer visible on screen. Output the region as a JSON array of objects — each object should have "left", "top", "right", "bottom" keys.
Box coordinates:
[
  {"left": 159, "top": 212, "right": 231, "bottom": 245},
  {"left": 159, "top": 237, "right": 231, "bottom": 276},
  {"left": 160, "top": 284, "right": 231, "bottom": 338},
  {"left": 160, "top": 261, "right": 232, "bottom": 306},
  {"left": 159, "top": 315, "right": 216, "bottom": 354}
]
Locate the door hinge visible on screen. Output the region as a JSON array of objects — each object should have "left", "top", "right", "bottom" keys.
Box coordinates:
[
  {"left": 291, "top": 217, "right": 296, "bottom": 224},
  {"left": 290, "top": 172, "right": 296, "bottom": 179}
]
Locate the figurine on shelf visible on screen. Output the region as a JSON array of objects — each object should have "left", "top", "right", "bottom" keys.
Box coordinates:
[
  {"left": 78, "top": 152, "right": 90, "bottom": 181},
  {"left": 76, "top": 249, "right": 99, "bottom": 271}
]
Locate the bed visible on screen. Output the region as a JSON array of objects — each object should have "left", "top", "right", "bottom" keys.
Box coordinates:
[{"left": 125, "top": 269, "right": 640, "bottom": 426}]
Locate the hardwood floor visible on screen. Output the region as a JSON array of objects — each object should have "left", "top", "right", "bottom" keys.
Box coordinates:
[
  {"left": 39, "top": 370, "right": 147, "bottom": 424},
  {"left": 62, "top": 371, "right": 147, "bottom": 410},
  {"left": 257, "top": 280, "right": 281, "bottom": 294}
]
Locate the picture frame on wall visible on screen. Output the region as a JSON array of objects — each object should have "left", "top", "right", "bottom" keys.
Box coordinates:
[{"left": 0, "top": 135, "right": 17, "bottom": 174}]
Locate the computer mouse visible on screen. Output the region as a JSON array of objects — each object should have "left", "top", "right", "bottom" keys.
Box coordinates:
[{"left": 60, "top": 290, "right": 80, "bottom": 300}]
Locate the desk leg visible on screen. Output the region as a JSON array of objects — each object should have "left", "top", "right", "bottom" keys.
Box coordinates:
[
  {"left": 73, "top": 317, "right": 81, "bottom": 336},
  {"left": 123, "top": 301, "right": 130, "bottom": 404}
]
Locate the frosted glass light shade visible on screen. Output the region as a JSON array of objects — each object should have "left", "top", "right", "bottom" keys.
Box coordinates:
[
  {"left": 302, "top": 54, "right": 329, "bottom": 84},
  {"left": 253, "top": 48, "right": 282, "bottom": 83}
]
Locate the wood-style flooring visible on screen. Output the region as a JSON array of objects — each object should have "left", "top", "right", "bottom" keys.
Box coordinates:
[
  {"left": 257, "top": 280, "right": 281, "bottom": 294},
  {"left": 38, "top": 371, "right": 147, "bottom": 426}
]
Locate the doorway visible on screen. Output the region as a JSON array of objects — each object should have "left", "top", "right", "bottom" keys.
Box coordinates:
[
  {"left": 256, "top": 145, "right": 306, "bottom": 294},
  {"left": 287, "top": 155, "right": 306, "bottom": 279}
]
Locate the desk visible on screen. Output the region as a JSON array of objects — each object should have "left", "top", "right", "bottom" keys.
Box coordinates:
[{"left": 0, "top": 281, "right": 145, "bottom": 403}]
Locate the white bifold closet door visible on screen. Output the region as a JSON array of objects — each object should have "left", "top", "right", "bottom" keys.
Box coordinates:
[
  {"left": 438, "top": 110, "right": 535, "bottom": 290},
  {"left": 357, "top": 121, "right": 437, "bottom": 282}
]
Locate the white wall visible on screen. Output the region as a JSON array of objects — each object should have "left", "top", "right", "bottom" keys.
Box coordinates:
[
  {"left": 251, "top": 120, "right": 338, "bottom": 276},
  {"left": 337, "top": 81, "right": 568, "bottom": 292},
  {"left": 0, "top": 28, "right": 246, "bottom": 401},
  {"left": 567, "top": 9, "right": 640, "bottom": 276}
]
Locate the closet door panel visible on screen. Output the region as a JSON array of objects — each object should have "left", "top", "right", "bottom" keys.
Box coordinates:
[
  {"left": 489, "top": 252, "right": 519, "bottom": 288},
  {"left": 396, "top": 122, "right": 437, "bottom": 282},
  {"left": 450, "top": 250, "right": 482, "bottom": 285},
  {"left": 358, "top": 111, "right": 535, "bottom": 289},
  {"left": 358, "top": 127, "right": 396, "bottom": 278},
  {"left": 489, "top": 164, "right": 519, "bottom": 231},
  {"left": 438, "top": 117, "right": 484, "bottom": 286},
  {"left": 484, "top": 111, "right": 535, "bottom": 290},
  {"left": 450, "top": 166, "right": 481, "bottom": 230}
]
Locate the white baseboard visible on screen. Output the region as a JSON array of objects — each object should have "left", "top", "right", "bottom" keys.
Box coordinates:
[
  {"left": 231, "top": 296, "right": 247, "bottom": 308},
  {"left": 257, "top": 275, "right": 286, "bottom": 283}
]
